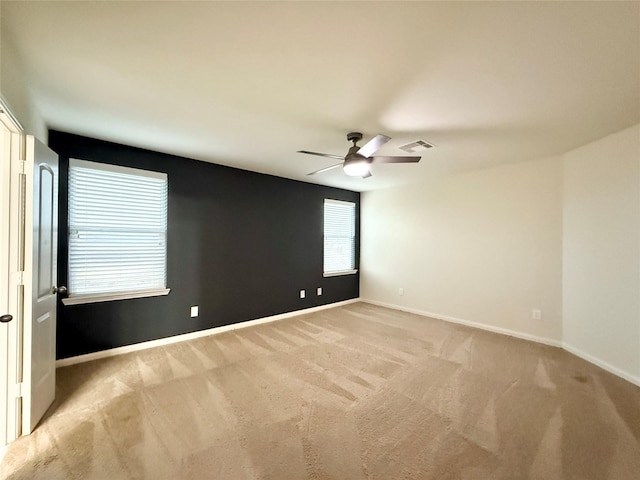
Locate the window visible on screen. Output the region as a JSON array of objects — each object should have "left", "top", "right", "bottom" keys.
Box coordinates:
[
  {"left": 64, "top": 159, "right": 169, "bottom": 305},
  {"left": 323, "top": 199, "right": 357, "bottom": 276}
]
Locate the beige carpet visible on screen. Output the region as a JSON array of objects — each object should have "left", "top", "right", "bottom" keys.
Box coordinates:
[{"left": 1, "top": 302, "right": 639, "bottom": 479}]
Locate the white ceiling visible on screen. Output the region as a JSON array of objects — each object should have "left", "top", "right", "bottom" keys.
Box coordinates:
[{"left": 2, "top": 1, "right": 639, "bottom": 192}]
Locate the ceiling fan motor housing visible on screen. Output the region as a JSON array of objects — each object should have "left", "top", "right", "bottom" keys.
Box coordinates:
[
  {"left": 345, "top": 145, "right": 364, "bottom": 160},
  {"left": 346, "top": 132, "right": 363, "bottom": 144}
]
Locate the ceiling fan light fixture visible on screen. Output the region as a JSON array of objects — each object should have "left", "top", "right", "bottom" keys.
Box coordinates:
[{"left": 343, "top": 158, "right": 370, "bottom": 176}]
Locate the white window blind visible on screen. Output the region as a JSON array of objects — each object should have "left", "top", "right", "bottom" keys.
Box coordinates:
[
  {"left": 68, "top": 159, "right": 168, "bottom": 299},
  {"left": 323, "top": 199, "right": 356, "bottom": 276}
]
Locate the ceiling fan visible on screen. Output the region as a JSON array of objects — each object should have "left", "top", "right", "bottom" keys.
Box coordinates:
[{"left": 298, "top": 132, "right": 421, "bottom": 178}]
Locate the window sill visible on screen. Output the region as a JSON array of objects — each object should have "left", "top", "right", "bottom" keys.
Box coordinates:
[
  {"left": 323, "top": 269, "right": 358, "bottom": 278},
  {"left": 62, "top": 288, "right": 171, "bottom": 306}
]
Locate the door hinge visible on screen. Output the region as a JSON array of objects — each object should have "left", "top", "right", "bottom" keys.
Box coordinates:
[
  {"left": 16, "top": 271, "right": 24, "bottom": 286},
  {"left": 18, "top": 158, "right": 26, "bottom": 174},
  {"left": 15, "top": 383, "right": 23, "bottom": 398}
]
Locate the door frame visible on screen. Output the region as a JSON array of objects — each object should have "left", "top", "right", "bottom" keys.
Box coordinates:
[{"left": 0, "top": 98, "right": 25, "bottom": 448}]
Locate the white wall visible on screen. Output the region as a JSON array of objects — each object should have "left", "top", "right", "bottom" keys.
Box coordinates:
[
  {"left": 562, "top": 124, "right": 640, "bottom": 383},
  {"left": 361, "top": 156, "right": 564, "bottom": 344},
  {"left": 361, "top": 124, "right": 640, "bottom": 385},
  {"left": 0, "top": 26, "right": 46, "bottom": 139}
]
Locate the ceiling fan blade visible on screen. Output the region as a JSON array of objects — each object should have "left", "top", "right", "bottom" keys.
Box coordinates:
[
  {"left": 307, "top": 162, "right": 343, "bottom": 176},
  {"left": 362, "top": 171, "right": 372, "bottom": 179},
  {"left": 370, "top": 155, "right": 421, "bottom": 164},
  {"left": 297, "top": 150, "right": 345, "bottom": 160},
  {"left": 356, "top": 134, "right": 391, "bottom": 158}
]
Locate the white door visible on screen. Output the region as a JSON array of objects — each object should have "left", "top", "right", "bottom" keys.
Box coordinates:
[{"left": 22, "top": 136, "right": 59, "bottom": 434}]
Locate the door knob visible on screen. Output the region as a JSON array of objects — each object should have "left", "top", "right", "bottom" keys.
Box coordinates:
[
  {"left": 0, "top": 314, "right": 13, "bottom": 323},
  {"left": 53, "top": 285, "right": 68, "bottom": 296}
]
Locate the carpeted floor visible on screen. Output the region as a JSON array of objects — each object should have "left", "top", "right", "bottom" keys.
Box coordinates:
[{"left": 1, "top": 302, "right": 639, "bottom": 479}]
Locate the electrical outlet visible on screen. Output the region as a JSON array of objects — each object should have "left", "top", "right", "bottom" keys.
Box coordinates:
[
  {"left": 300, "top": 290, "right": 305, "bottom": 299},
  {"left": 532, "top": 309, "right": 542, "bottom": 320},
  {"left": 317, "top": 287, "right": 322, "bottom": 296},
  {"left": 190, "top": 305, "right": 199, "bottom": 318},
  {"left": 399, "top": 288, "right": 404, "bottom": 296}
]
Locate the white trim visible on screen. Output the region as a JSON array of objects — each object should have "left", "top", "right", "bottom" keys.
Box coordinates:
[
  {"left": 67, "top": 159, "right": 168, "bottom": 299},
  {"left": 56, "top": 298, "right": 360, "bottom": 367},
  {"left": 69, "top": 158, "right": 166, "bottom": 180},
  {"left": 562, "top": 342, "right": 640, "bottom": 388},
  {"left": 360, "top": 299, "right": 562, "bottom": 347},
  {"left": 62, "top": 288, "right": 171, "bottom": 306},
  {"left": 323, "top": 269, "right": 358, "bottom": 277},
  {"left": 0, "top": 97, "right": 24, "bottom": 132},
  {"left": 361, "top": 299, "right": 640, "bottom": 386},
  {"left": 323, "top": 198, "right": 356, "bottom": 275},
  {"left": 0, "top": 98, "right": 23, "bottom": 447},
  {"left": 55, "top": 298, "right": 640, "bottom": 387},
  {"left": 324, "top": 198, "right": 354, "bottom": 207}
]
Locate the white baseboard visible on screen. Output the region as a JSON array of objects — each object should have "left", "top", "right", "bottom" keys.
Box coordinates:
[
  {"left": 57, "top": 298, "right": 640, "bottom": 388},
  {"left": 56, "top": 298, "right": 360, "bottom": 367},
  {"left": 361, "top": 298, "right": 640, "bottom": 387},
  {"left": 562, "top": 342, "right": 640, "bottom": 387},
  {"left": 361, "top": 298, "right": 562, "bottom": 347}
]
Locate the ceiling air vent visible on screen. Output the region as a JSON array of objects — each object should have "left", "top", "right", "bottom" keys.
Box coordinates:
[{"left": 399, "top": 140, "right": 434, "bottom": 153}]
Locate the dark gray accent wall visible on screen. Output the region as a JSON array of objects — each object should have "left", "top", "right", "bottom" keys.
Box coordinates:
[{"left": 49, "top": 131, "right": 359, "bottom": 359}]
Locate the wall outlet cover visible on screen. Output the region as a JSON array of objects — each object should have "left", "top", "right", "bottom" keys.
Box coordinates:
[{"left": 190, "top": 306, "right": 199, "bottom": 317}]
